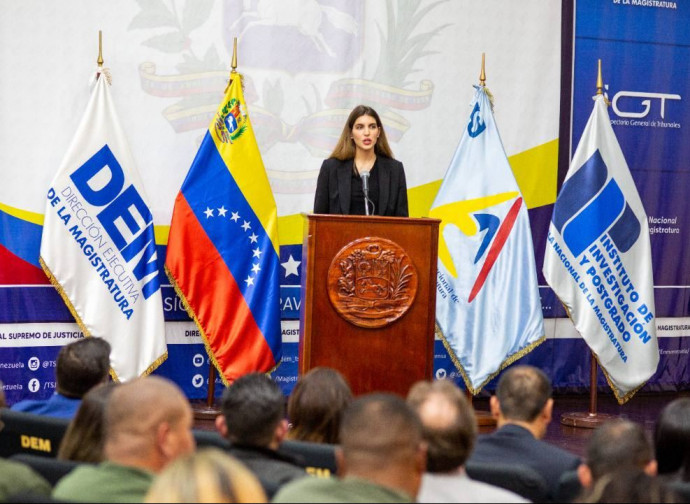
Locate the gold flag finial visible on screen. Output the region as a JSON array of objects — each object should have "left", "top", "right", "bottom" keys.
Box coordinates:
[
  {"left": 224, "top": 37, "right": 238, "bottom": 93},
  {"left": 596, "top": 59, "right": 603, "bottom": 95},
  {"left": 479, "top": 53, "right": 486, "bottom": 86},
  {"left": 97, "top": 30, "right": 104, "bottom": 67},
  {"left": 596, "top": 59, "right": 610, "bottom": 105},
  {"left": 231, "top": 37, "right": 238, "bottom": 73}
]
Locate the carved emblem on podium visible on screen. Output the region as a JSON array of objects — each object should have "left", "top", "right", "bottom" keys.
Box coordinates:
[{"left": 327, "top": 237, "right": 418, "bottom": 328}]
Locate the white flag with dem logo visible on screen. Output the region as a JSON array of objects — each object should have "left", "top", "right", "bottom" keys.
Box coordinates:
[
  {"left": 39, "top": 70, "right": 167, "bottom": 381},
  {"left": 543, "top": 94, "right": 658, "bottom": 404},
  {"left": 430, "top": 86, "right": 545, "bottom": 394}
]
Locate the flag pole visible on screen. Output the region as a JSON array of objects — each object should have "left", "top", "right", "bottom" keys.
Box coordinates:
[
  {"left": 205, "top": 35, "right": 238, "bottom": 408},
  {"left": 97, "top": 30, "right": 103, "bottom": 68},
  {"left": 479, "top": 52, "right": 486, "bottom": 87},
  {"left": 560, "top": 59, "right": 618, "bottom": 429},
  {"left": 95, "top": 31, "right": 111, "bottom": 85},
  {"left": 192, "top": 37, "right": 239, "bottom": 422},
  {"left": 588, "top": 58, "right": 604, "bottom": 418},
  {"left": 466, "top": 53, "right": 497, "bottom": 429},
  {"left": 224, "top": 37, "right": 238, "bottom": 93}
]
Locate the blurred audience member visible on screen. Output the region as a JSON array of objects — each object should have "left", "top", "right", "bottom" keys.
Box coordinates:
[
  {"left": 58, "top": 381, "right": 119, "bottom": 463},
  {"left": 407, "top": 379, "right": 527, "bottom": 503},
  {"left": 145, "top": 447, "right": 267, "bottom": 503},
  {"left": 468, "top": 365, "right": 582, "bottom": 500},
  {"left": 11, "top": 337, "right": 111, "bottom": 418},
  {"left": 53, "top": 376, "right": 195, "bottom": 502},
  {"left": 577, "top": 418, "right": 657, "bottom": 491},
  {"left": 655, "top": 397, "right": 690, "bottom": 482},
  {"left": 273, "top": 393, "right": 427, "bottom": 503},
  {"left": 215, "top": 373, "right": 306, "bottom": 497},
  {"left": 0, "top": 380, "right": 52, "bottom": 500},
  {"left": 287, "top": 367, "right": 353, "bottom": 444},
  {"left": 575, "top": 468, "right": 678, "bottom": 503}
]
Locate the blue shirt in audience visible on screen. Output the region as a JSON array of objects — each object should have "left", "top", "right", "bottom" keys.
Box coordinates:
[{"left": 11, "top": 393, "right": 81, "bottom": 419}]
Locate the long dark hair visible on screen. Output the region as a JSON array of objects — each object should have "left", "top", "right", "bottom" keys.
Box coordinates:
[
  {"left": 655, "top": 397, "right": 690, "bottom": 481},
  {"left": 329, "top": 105, "right": 394, "bottom": 161},
  {"left": 58, "top": 382, "right": 118, "bottom": 463},
  {"left": 287, "top": 367, "right": 353, "bottom": 444}
]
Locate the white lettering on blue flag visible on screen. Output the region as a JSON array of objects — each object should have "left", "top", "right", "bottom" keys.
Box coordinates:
[{"left": 543, "top": 94, "right": 659, "bottom": 403}]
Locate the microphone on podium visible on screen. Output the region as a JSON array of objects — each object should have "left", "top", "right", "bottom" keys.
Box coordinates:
[{"left": 361, "top": 170, "right": 372, "bottom": 216}]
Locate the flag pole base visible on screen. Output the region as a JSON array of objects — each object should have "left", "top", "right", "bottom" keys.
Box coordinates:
[
  {"left": 475, "top": 410, "right": 497, "bottom": 427},
  {"left": 560, "top": 411, "right": 617, "bottom": 429},
  {"left": 191, "top": 364, "right": 221, "bottom": 421},
  {"left": 465, "top": 390, "right": 497, "bottom": 427},
  {"left": 190, "top": 400, "right": 221, "bottom": 421}
]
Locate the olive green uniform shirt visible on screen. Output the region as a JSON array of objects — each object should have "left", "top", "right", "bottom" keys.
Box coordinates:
[
  {"left": 52, "top": 462, "right": 154, "bottom": 503},
  {"left": 0, "top": 459, "right": 52, "bottom": 501},
  {"left": 272, "top": 475, "right": 414, "bottom": 503}
]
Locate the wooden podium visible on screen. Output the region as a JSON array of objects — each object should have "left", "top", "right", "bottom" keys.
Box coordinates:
[{"left": 299, "top": 214, "right": 440, "bottom": 396}]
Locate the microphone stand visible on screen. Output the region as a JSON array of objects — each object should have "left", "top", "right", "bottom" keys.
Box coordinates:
[{"left": 361, "top": 170, "right": 371, "bottom": 216}]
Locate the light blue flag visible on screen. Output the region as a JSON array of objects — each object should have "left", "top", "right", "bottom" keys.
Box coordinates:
[
  {"left": 543, "top": 94, "right": 658, "bottom": 404},
  {"left": 430, "top": 86, "right": 545, "bottom": 394}
]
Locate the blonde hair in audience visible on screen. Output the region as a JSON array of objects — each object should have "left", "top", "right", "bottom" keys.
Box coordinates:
[{"left": 145, "top": 447, "right": 267, "bottom": 503}]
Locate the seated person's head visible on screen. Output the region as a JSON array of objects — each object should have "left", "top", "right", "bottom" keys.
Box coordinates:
[
  {"left": 578, "top": 419, "right": 656, "bottom": 489},
  {"left": 337, "top": 393, "right": 427, "bottom": 500},
  {"left": 56, "top": 337, "right": 111, "bottom": 398},
  {"left": 491, "top": 365, "right": 553, "bottom": 436},
  {"left": 58, "top": 381, "right": 119, "bottom": 463},
  {"left": 216, "top": 373, "right": 287, "bottom": 449},
  {"left": 575, "top": 467, "right": 676, "bottom": 503},
  {"left": 407, "top": 379, "right": 477, "bottom": 473},
  {"left": 104, "top": 376, "right": 195, "bottom": 473},
  {"left": 287, "top": 366, "right": 353, "bottom": 444},
  {"left": 655, "top": 397, "right": 690, "bottom": 481},
  {"left": 145, "top": 447, "right": 267, "bottom": 503}
]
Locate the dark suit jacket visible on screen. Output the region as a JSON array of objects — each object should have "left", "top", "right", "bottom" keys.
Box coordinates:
[
  {"left": 313, "top": 157, "right": 409, "bottom": 216},
  {"left": 227, "top": 443, "right": 307, "bottom": 498},
  {"left": 468, "top": 424, "right": 581, "bottom": 500}
]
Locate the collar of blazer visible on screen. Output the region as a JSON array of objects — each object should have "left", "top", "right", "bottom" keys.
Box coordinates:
[{"left": 337, "top": 157, "right": 392, "bottom": 215}]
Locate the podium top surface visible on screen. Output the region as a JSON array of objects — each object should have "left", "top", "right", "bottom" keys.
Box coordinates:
[{"left": 303, "top": 213, "right": 441, "bottom": 226}]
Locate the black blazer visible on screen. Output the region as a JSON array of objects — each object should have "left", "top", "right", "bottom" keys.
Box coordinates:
[{"left": 313, "top": 157, "right": 409, "bottom": 216}]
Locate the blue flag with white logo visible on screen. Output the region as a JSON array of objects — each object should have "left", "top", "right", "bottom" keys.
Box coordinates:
[
  {"left": 543, "top": 93, "right": 659, "bottom": 404},
  {"left": 430, "top": 86, "right": 545, "bottom": 394}
]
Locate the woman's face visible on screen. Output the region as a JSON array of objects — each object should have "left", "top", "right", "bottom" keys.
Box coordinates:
[{"left": 351, "top": 114, "right": 380, "bottom": 153}]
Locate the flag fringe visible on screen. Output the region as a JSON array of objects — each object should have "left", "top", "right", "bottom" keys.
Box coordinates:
[
  {"left": 595, "top": 352, "right": 643, "bottom": 405},
  {"left": 165, "top": 265, "right": 231, "bottom": 388},
  {"left": 140, "top": 351, "right": 169, "bottom": 380},
  {"left": 39, "top": 256, "right": 168, "bottom": 382},
  {"left": 559, "top": 300, "right": 644, "bottom": 405},
  {"left": 484, "top": 86, "right": 495, "bottom": 110},
  {"left": 164, "top": 266, "right": 282, "bottom": 387},
  {"left": 436, "top": 322, "right": 545, "bottom": 396}
]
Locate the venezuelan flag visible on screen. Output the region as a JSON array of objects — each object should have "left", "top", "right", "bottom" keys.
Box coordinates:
[{"left": 166, "top": 72, "right": 281, "bottom": 384}]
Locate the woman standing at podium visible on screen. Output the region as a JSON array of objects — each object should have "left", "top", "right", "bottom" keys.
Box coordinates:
[{"left": 313, "top": 105, "right": 409, "bottom": 217}]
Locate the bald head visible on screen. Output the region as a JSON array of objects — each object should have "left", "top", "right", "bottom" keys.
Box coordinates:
[
  {"left": 337, "top": 394, "right": 426, "bottom": 499},
  {"left": 104, "top": 376, "right": 195, "bottom": 472},
  {"left": 407, "top": 380, "right": 477, "bottom": 472},
  {"left": 340, "top": 393, "right": 423, "bottom": 469}
]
